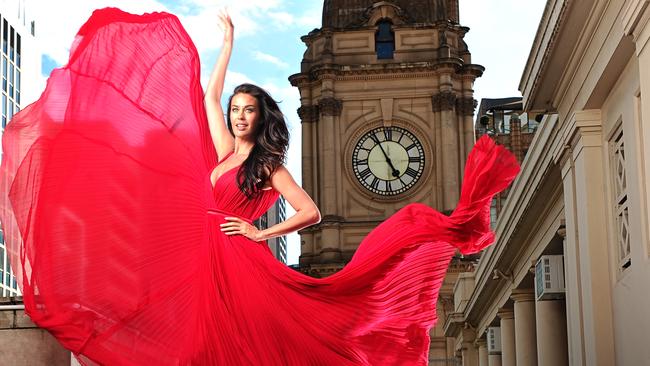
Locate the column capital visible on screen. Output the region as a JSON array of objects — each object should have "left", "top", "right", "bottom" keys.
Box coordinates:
[
  {"left": 511, "top": 289, "right": 535, "bottom": 302},
  {"left": 553, "top": 109, "right": 602, "bottom": 164},
  {"left": 297, "top": 105, "right": 319, "bottom": 123},
  {"left": 455, "top": 96, "right": 477, "bottom": 116},
  {"left": 497, "top": 307, "right": 514, "bottom": 320},
  {"left": 318, "top": 97, "right": 342, "bottom": 117},
  {"left": 431, "top": 91, "right": 457, "bottom": 112}
]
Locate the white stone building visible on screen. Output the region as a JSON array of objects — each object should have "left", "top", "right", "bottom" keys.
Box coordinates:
[{"left": 445, "top": 0, "right": 650, "bottom": 365}]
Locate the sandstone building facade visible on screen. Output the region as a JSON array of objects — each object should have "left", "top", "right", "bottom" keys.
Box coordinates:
[{"left": 290, "top": 1, "right": 485, "bottom": 363}]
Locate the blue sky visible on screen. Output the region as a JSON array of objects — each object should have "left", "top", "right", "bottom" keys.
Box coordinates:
[{"left": 30, "top": 0, "right": 546, "bottom": 264}]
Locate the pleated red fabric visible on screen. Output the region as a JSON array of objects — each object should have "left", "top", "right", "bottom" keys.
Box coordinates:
[{"left": 0, "top": 8, "right": 520, "bottom": 366}]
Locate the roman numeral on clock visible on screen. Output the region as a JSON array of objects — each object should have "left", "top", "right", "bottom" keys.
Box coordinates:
[
  {"left": 358, "top": 168, "right": 372, "bottom": 180},
  {"left": 383, "top": 128, "right": 392, "bottom": 141},
  {"left": 370, "top": 177, "right": 380, "bottom": 190},
  {"left": 356, "top": 158, "right": 369, "bottom": 166},
  {"left": 404, "top": 167, "right": 419, "bottom": 178}
]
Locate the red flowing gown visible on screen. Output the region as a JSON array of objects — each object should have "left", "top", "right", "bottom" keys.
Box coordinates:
[{"left": 0, "top": 8, "right": 519, "bottom": 366}]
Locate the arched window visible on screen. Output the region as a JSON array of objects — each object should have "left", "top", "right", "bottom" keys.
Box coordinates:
[{"left": 375, "top": 20, "right": 394, "bottom": 59}]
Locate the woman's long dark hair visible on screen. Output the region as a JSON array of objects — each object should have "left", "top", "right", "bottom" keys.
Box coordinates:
[{"left": 227, "top": 84, "right": 289, "bottom": 198}]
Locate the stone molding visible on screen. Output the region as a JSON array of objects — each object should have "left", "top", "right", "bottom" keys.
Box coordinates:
[
  {"left": 319, "top": 97, "right": 343, "bottom": 117},
  {"left": 432, "top": 91, "right": 457, "bottom": 112},
  {"left": 622, "top": 0, "right": 650, "bottom": 37},
  {"left": 497, "top": 307, "right": 514, "bottom": 320},
  {"left": 552, "top": 109, "right": 603, "bottom": 165},
  {"left": 510, "top": 289, "right": 536, "bottom": 303}
]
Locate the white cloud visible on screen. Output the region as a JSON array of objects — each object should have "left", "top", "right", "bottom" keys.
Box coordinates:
[
  {"left": 30, "top": 0, "right": 301, "bottom": 70},
  {"left": 31, "top": 0, "right": 171, "bottom": 65},
  {"left": 253, "top": 51, "right": 289, "bottom": 69}
]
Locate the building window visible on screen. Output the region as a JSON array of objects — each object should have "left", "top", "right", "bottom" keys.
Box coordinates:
[
  {"left": 2, "top": 19, "right": 7, "bottom": 54},
  {"left": 9, "top": 26, "right": 14, "bottom": 62},
  {"left": 610, "top": 126, "right": 631, "bottom": 271},
  {"left": 16, "top": 33, "right": 20, "bottom": 67},
  {"left": 375, "top": 20, "right": 395, "bottom": 59}
]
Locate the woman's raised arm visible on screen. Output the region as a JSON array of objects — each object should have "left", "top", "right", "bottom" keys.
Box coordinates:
[{"left": 204, "top": 10, "right": 235, "bottom": 159}]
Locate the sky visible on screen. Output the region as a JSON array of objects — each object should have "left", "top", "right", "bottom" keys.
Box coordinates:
[{"left": 27, "top": 0, "right": 546, "bottom": 264}]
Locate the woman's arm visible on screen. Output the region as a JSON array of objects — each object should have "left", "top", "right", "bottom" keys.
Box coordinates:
[
  {"left": 221, "top": 166, "right": 321, "bottom": 241},
  {"left": 204, "top": 11, "right": 235, "bottom": 159}
]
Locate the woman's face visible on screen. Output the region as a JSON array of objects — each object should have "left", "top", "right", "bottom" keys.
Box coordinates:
[{"left": 229, "top": 93, "right": 260, "bottom": 140}]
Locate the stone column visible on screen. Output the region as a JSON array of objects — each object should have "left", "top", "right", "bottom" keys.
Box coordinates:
[
  {"left": 460, "top": 328, "right": 478, "bottom": 366},
  {"left": 477, "top": 339, "right": 489, "bottom": 366},
  {"left": 497, "top": 308, "right": 515, "bottom": 366},
  {"left": 488, "top": 354, "right": 502, "bottom": 366},
  {"left": 512, "top": 289, "right": 537, "bottom": 366},
  {"left": 554, "top": 110, "right": 615, "bottom": 366},
  {"left": 536, "top": 298, "right": 569, "bottom": 366}
]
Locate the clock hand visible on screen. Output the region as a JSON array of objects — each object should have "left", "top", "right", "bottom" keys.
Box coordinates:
[{"left": 376, "top": 141, "right": 401, "bottom": 177}]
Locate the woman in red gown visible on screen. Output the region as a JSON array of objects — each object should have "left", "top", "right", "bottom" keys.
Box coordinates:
[{"left": 0, "top": 8, "right": 519, "bottom": 366}]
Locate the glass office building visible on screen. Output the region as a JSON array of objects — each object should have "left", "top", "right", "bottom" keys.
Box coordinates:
[{"left": 0, "top": 0, "right": 40, "bottom": 297}]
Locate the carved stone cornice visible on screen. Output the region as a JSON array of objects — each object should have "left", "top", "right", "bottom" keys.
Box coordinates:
[
  {"left": 456, "top": 97, "right": 477, "bottom": 116},
  {"left": 297, "top": 105, "right": 319, "bottom": 124},
  {"left": 288, "top": 73, "right": 309, "bottom": 88},
  {"left": 307, "top": 59, "right": 465, "bottom": 81},
  {"left": 432, "top": 91, "right": 457, "bottom": 112},
  {"left": 319, "top": 97, "right": 343, "bottom": 117},
  {"left": 297, "top": 263, "right": 345, "bottom": 278}
]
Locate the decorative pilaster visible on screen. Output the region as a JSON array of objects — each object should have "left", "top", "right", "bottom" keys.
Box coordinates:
[
  {"left": 456, "top": 96, "right": 477, "bottom": 116},
  {"left": 317, "top": 96, "right": 342, "bottom": 262},
  {"left": 554, "top": 109, "right": 615, "bottom": 366}
]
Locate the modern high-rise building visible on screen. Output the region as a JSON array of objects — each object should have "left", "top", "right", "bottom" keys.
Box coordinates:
[
  {"left": 256, "top": 196, "right": 288, "bottom": 264},
  {"left": 0, "top": 0, "right": 41, "bottom": 297}
]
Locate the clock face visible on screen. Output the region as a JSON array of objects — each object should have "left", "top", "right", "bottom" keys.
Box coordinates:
[{"left": 352, "top": 126, "right": 425, "bottom": 196}]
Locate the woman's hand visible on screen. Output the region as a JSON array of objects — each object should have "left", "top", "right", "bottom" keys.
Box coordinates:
[
  {"left": 220, "top": 217, "right": 264, "bottom": 241},
  {"left": 217, "top": 9, "right": 234, "bottom": 45}
]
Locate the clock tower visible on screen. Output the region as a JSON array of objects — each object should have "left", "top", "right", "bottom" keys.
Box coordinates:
[{"left": 290, "top": 0, "right": 483, "bottom": 273}]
